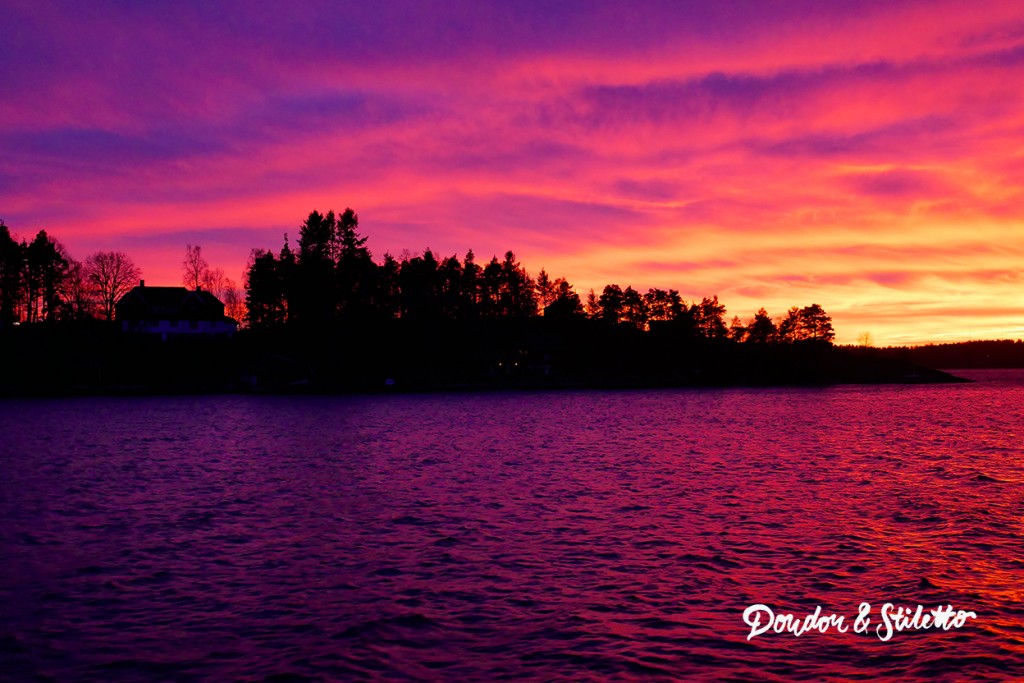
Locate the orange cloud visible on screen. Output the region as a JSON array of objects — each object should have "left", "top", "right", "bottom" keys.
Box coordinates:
[{"left": 2, "top": 1, "right": 1023, "bottom": 345}]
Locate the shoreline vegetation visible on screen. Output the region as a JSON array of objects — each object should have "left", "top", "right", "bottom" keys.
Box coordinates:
[{"left": 0, "top": 209, "right": 1006, "bottom": 395}]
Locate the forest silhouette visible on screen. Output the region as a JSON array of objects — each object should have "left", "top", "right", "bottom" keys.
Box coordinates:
[
  {"left": 0, "top": 211, "right": 967, "bottom": 393},
  {"left": 242, "top": 209, "right": 836, "bottom": 344}
]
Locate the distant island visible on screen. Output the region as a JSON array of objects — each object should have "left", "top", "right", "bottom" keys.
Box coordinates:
[
  {"left": 0, "top": 210, "right": 979, "bottom": 395},
  {"left": 877, "top": 340, "right": 1024, "bottom": 369}
]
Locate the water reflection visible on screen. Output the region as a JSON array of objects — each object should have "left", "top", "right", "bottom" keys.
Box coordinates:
[{"left": 1, "top": 371, "right": 1023, "bottom": 680}]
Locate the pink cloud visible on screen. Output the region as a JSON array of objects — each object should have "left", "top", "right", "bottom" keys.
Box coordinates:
[{"left": 2, "top": 1, "right": 1024, "bottom": 345}]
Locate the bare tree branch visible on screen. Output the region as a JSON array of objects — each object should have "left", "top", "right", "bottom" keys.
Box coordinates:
[{"left": 85, "top": 251, "right": 141, "bottom": 321}]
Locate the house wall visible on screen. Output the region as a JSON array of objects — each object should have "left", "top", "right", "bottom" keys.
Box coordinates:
[{"left": 121, "top": 319, "right": 238, "bottom": 339}]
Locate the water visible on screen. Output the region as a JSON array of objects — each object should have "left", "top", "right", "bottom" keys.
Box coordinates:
[{"left": 2, "top": 370, "right": 1023, "bottom": 681}]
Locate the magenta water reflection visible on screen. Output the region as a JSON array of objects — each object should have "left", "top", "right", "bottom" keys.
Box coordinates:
[{"left": 2, "top": 370, "right": 1023, "bottom": 681}]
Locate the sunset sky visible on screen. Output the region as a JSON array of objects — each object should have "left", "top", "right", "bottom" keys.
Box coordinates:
[{"left": 3, "top": 1, "right": 1023, "bottom": 344}]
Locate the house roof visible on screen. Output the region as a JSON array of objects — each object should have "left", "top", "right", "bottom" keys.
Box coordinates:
[{"left": 116, "top": 285, "right": 229, "bottom": 321}]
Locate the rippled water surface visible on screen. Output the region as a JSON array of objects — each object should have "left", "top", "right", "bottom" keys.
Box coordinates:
[{"left": 2, "top": 370, "right": 1024, "bottom": 681}]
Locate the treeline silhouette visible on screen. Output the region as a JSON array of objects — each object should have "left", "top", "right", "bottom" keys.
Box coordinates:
[
  {"left": 880, "top": 340, "right": 1024, "bottom": 369},
  {"left": 0, "top": 219, "right": 145, "bottom": 324},
  {"left": 0, "top": 221, "right": 246, "bottom": 326},
  {"left": 226, "top": 208, "right": 958, "bottom": 391},
  {"left": 245, "top": 208, "right": 836, "bottom": 344},
  {"left": 0, "top": 221, "right": 77, "bottom": 325},
  {"left": 0, "top": 210, "right": 965, "bottom": 393}
]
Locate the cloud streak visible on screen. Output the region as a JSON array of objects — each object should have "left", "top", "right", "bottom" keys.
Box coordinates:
[{"left": 2, "top": 1, "right": 1023, "bottom": 343}]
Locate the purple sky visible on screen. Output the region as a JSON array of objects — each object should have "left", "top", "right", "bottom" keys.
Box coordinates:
[{"left": 3, "top": 0, "right": 1024, "bottom": 343}]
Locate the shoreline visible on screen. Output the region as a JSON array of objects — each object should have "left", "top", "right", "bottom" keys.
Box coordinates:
[{"left": 0, "top": 321, "right": 972, "bottom": 398}]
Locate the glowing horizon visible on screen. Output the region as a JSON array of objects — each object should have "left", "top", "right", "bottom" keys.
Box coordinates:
[{"left": 3, "top": 1, "right": 1023, "bottom": 345}]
